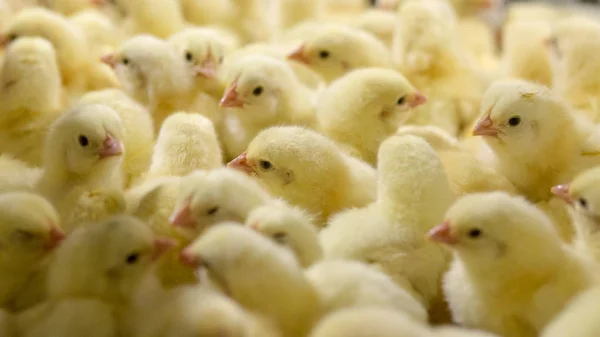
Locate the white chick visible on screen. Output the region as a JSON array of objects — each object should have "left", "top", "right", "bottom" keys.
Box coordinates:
[
  {"left": 180, "top": 224, "right": 321, "bottom": 337},
  {"left": 429, "top": 192, "right": 595, "bottom": 337},
  {"left": 287, "top": 24, "right": 392, "bottom": 82},
  {"left": 541, "top": 286, "right": 600, "bottom": 337},
  {"left": 306, "top": 260, "right": 428, "bottom": 322},
  {"left": 0, "top": 37, "right": 62, "bottom": 167},
  {"left": 246, "top": 200, "right": 322, "bottom": 267},
  {"left": 219, "top": 54, "right": 317, "bottom": 160},
  {"left": 316, "top": 68, "right": 427, "bottom": 165},
  {"left": 228, "top": 126, "right": 377, "bottom": 225}
]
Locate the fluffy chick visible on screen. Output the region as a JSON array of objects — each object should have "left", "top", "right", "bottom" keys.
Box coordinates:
[
  {"left": 278, "top": 0, "right": 325, "bottom": 30},
  {"left": 0, "top": 37, "right": 62, "bottom": 167},
  {"left": 228, "top": 126, "right": 377, "bottom": 225},
  {"left": 219, "top": 55, "right": 317, "bottom": 160},
  {"left": 316, "top": 68, "right": 427, "bottom": 165},
  {"left": 246, "top": 201, "right": 322, "bottom": 267},
  {"left": 541, "top": 286, "right": 600, "bottom": 337},
  {"left": 429, "top": 192, "right": 595, "bottom": 337},
  {"left": 0, "top": 156, "right": 43, "bottom": 193},
  {"left": 0, "top": 192, "right": 64, "bottom": 313},
  {"left": 180, "top": 224, "right": 321, "bottom": 337},
  {"left": 69, "top": 9, "right": 123, "bottom": 57},
  {"left": 287, "top": 24, "right": 392, "bottom": 83},
  {"left": 306, "top": 260, "right": 427, "bottom": 322},
  {"left": 227, "top": 0, "right": 275, "bottom": 44},
  {"left": 348, "top": 9, "right": 397, "bottom": 48}
]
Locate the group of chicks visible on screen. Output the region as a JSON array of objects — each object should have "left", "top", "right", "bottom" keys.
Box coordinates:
[{"left": 2, "top": 0, "right": 600, "bottom": 336}]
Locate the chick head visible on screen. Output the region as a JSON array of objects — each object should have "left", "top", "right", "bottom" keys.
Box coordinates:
[
  {"left": 428, "top": 192, "right": 560, "bottom": 266},
  {"left": 168, "top": 28, "right": 227, "bottom": 82},
  {"left": 0, "top": 192, "right": 64, "bottom": 264},
  {"left": 45, "top": 103, "right": 124, "bottom": 176},
  {"left": 473, "top": 79, "right": 570, "bottom": 161}
]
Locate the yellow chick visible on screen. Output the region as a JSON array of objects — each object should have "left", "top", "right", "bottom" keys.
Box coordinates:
[
  {"left": 170, "top": 168, "right": 271, "bottom": 238},
  {"left": 219, "top": 54, "right": 317, "bottom": 160},
  {"left": 0, "top": 192, "right": 64, "bottom": 313},
  {"left": 433, "top": 326, "right": 501, "bottom": 337},
  {"left": 504, "top": 2, "right": 563, "bottom": 25},
  {"left": 316, "top": 68, "right": 427, "bottom": 165},
  {"left": 428, "top": 192, "right": 595, "bottom": 337},
  {"left": 541, "top": 286, "right": 600, "bottom": 337},
  {"left": 146, "top": 112, "right": 223, "bottom": 180},
  {"left": 287, "top": 24, "right": 392, "bottom": 83},
  {"left": 180, "top": 224, "right": 321, "bottom": 337},
  {"left": 178, "top": 0, "right": 233, "bottom": 28},
  {"left": 0, "top": 156, "right": 43, "bottom": 193},
  {"left": 228, "top": 126, "right": 377, "bottom": 225},
  {"left": 279, "top": 0, "right": 325, "bottom": 30},
  {"left": 246, "top": 200, "right": 322, "bottom": 267},
  {"left": 456, "top": 18, "right": 498, "bottom": 73},
  {"left": 69, "top": 9, "right": 123, "bottom": 57},
  {"left": 42, "top": 0, "right": 92, "bottom": 15},
  {"left": 227, "top": 0, "right": 275, "bottom": 44},
  {"left": 306, "top": 260, "right": 428, "bottom": 322},
  {"left": 348, "top": 9, "right": 397, "bottom": 48}
]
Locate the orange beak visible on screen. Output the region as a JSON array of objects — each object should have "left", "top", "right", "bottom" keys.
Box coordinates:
[
  {"left": 475, "top": 0, "right": 494, "bottom": 9},
  {"left": 551, "top": 184, "right": 574, "bottom": 205},
  {"left": 98, "top": 134, "right": 123, "bottom": 158},
  {"left": 247, "top": 221, "right": 260, "bottom": 231},
  {"left": 194, "top": 59, "right": 217, "bottom": 79},
  {"left": 472, "top": 116, "right": 499, "bottom": 137},
  {"left": 426, "top": 221, "right": 458, "bottom": 245},
  {"left": 169, "top": 200, "right": 196, "bottom": 228},
  {"left": 100, "top": 53, "right": 117, "bottom": 68},
  {"left": 219, "top": 81, "right": 245, "bottom": 109},
  {"left": 151, "top": 237, "right": 177, "bottom": 260},
  {"left": 287, "top": 44, "right": 311, "bottom": 65},
  {"left": 90, "top": 0, "right": 106, "bottom": 6},
  {"left": 409, "top": 92, "right": 427, "bottom": 108},
  {"left": 44, "top": 226, "right": 65, "bottom": 251},
  {"left": 0, "top": 34, "right": 10, "bottom": 48},
  {"left": 179, "top": 249, "right": 202, "bottom": 268},
  {"left": 227, "top": 152, "right": 254, "bottom": 175}
]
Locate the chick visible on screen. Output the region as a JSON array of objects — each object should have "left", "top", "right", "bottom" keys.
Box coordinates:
[
  {"left": 219, "top": 55, "right": 317, "bottom": 160},
  {"left": 246, "top": 201, "right": 322, "bottom": 267},
  {"left": 429, "top": 192, "right": 595, "bottom": 337},
  {"left": 308, "top": 307, "right": 430, "bottom": 337},
  {"left": 541, "top": 286, "right": 600, "bottom": 337},
  {"left": 306, "top": 260, "right": 428, "bottom": 322},
  {"left": 279, "top": 0, "right": 325, "bottom": 30},
  {"left": 348, "top": 9, "right": 397, "bottom": 48},
  {"left": 0, "top": 192, "right": 64, "bottom": 313},
  {"left": 0, "top": 37, "right": 63, "bottom": 167},
  {"left": 316, "top": 68, "right": 427, "bottom": 165},
  {"left": 287, "top": 24, "right": 392, "bottom": 83},
  {"left": 178, "top": 0, "right": 233, "bottom": 28},
  {"left": 69, "top": 9, "right": 123, "bottom": 57},
  {"left": 146, "top": 112, "right": 223, "bottom": 180},
  {"left": 180, "top": 224, "right": 321, "bottom": 337},
  {"left": 42, "top": 0, "right": 92, "bottom": 15},
  {"left": 228, "top": 126, "right": 377, "bottom": 225},
  {"left": 433, "top": 326, "right": 501, "bottom": 337},
  {"left": 0, "top": 156, "right": 43, "bottom": 193},
  {"left": 227, "top": 0, "right": 275, "bottom": 44},
  {"left": 170, "top": 168, "right": 271, "bottom": 238},
  {"left": 456, "top": 18, "right": 498, "bottom": 73}
]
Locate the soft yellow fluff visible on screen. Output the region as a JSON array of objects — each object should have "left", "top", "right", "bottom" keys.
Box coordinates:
[
  {"left": 541, "top": 286, "right": 600, "bottom": 337},
  {"left": 0, "top": 156, "right": 43, "bottom": 193},
  {"left": 98, "top": 0, "right": 185, "bottom": 38}
]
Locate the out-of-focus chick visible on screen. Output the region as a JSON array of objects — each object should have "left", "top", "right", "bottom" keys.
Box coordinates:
[
  {"left": 0, "top": 37, "right": 62, "bottom": 168},
  {"left": 246, "top": 200, "right": 322, "bottom": 267},
  {"left": 456, "top": 18, "right": 498, "bottom": 73},
  {"left": 316, "top": 68, "right": 427, "bottom": 165},
  {"left": 306, "top": 260, "right": 428, "bottom": 322},
  {"left": 433, "top": 326, "right": 501, "bottom": 337},
  {"left": 178, "top": 0, "right": 233, "bottom": 28},
  {"left": 287, "top": 24, "right": 392, "bottom": 83},
  {"left": 219, "top": 55, "right": 317, "bottom": 160},
  {"left": 541, "top": 286, "right": 600, "bottom": 337},
  {"left": 227, "top": 0, "right": 275, "bottom": 44},
  {"left": 78, "top": 89, "right": 154, "bottom": 187},
  {"left": 278, "top": 0, "right": 325, "bottom": 30},
  {"left": 69, "top": 9, "right": 123, "bottom": 58},
  {"left": 347, "top": 9, "right": 397, "bottom": 48},
  {"left": 501, "top": 21, "right": 552, "bottom": 87},
  {"left": 228, "top": 126, "right": 377, "bottom": 225},
  {"left": 308, "top": 307, "right": 430, "bottom": 337},
  {"left": 0, "top": 156, "right": 43, "bottom": 193},
  {"left": 0, "top": 192, "right": 64, "bottom": 313},
  {"left": 42, "top": 0, "right": 92, "bottom": 15},
  {"left": 429, "top": 192, "right": 595, "bottom": 337},
  {"left": 170, "top": 168, "right": 271, "bottom": 239},
  {"left": 180, "top": 224, "right": 321, "bottom": 337},
  {"left": 146, "top": 112, "right": 222, "bottom": 180},
  {"left": 504, "top": 2, "right": 563, "bottom": 25}
]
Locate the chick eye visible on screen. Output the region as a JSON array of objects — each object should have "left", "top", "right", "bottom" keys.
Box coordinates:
[
  {"left": 272, "top": 232, "right": 286, "bottom": 239},
  {"left": 78, "top": 135, "right": 89, "bottom": 147},
  {"left": 468, "top": 228, "right": 482, "bottom": 238},
  {"left": 125, "top": 253, "right": 140, "bottom": 264},
  {"left": 12, "top": 230, "right": 34, "bottom": 242},
  {"left": 206, "top": 207, "right": 219, "bottom": 215},
  {"left": 319, "top": 50, "right": 330, "bottom": 59},
  {"left": 579, "top": 198, "right": 588, "bottom": 208},
  {"left": 253, "top": 86, "right": 263, "bottom": 96},
  {"left": 218, "top": 56, "right": 224, "bottom": 64},
  {"left": 8, "top": 34, "right": 17, "bottom": 42},
  {"left": 122, "top": 58, "right": 129, "bottom": 65},
  {"left": 507, "top": 116, "right": 521, "bottom": 127},
  {"left": 185, "top": 51, "right": 193, "bottom": 62},
  {"left": 397, "top": 96, "right": 406, "bottom": 105},
  {"left": 259, "top": 160, "right": 272, "bottom": 170}
]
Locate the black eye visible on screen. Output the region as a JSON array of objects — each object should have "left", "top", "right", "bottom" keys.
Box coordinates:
[
  {"left": 78, "top": 135, "right": 89, "bottom": 147},
  {"left": 13, "top": 230, "right": 34, "bottom": 241},
  {"left": 273, "top": 232, "right": 286, "bottom": 239},
  {"left": 125, "top": 253, "right": 140, "bottom": 264},
  {"left": 397, "top": 96, "right": 406, "bottom": 105},
  {"left": 122, "top": 58, "right": 129, "bottom": 65},
  {"left": 206, "top": 207, "right": 219, "bottom": 215},
  {"left": 507, "top": 116, "right": 521, "bottom": 127},
  {"left": 468, "top": 229, "right": 482, "bottom": 238},
  {"left": 253, "top": 86, "right": 263, "bottom": 96},
  {"left": 218, "top": 56, "right": 224, "bottom": 64},
  {"left": 8, "top": 34, "right": 17, "bottom": 42},
  {"left": 579, "top": 198, "right": 588, "bottom": 208},
  {"left": 259, "top": 160, "right": 272, "bottom": 170},
  {"left": 185, "top": 51, "right": 193, "bottom": 62},
  {"left": 319, "top": 50, "right": 330, "bottom": 59}
]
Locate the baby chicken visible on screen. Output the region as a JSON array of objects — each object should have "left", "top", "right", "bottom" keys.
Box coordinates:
[
  {"left": 146, "top": 112, "right": 223, "bottom": 180},
  {"left": 541, "top": 286, "right": 600, "bottom": 337},
  {"left": 219, "top": 54, "right": 317, "bottom": 160},
  {"left": 0, "top": 192, "right": 64, "bottom": 313},
  {"left": 429, "top": 192, "right": 595, "bottom": 337},
  {"left": 180, "top": 224, "right": 321, "bottom": 337},
  {"left": 227, "top": 0, "right": 275, "bottom": 44},
  {"left": 228, "top": 126, "right": 377, "bottom": 225},
  {"left": 279, "top": 0, "right": 325, "bottom": 30},
  {"left": 0, "top": 156, "right": 43, "bottom": 193},
  {"left": 0, "top": 37, "right": 63, "bottom": 167},
  {"left": 69, "top": 9, "right": 123, "bottom": 57},
  {"left": 316, "top": 68, "right": 427, "bottom": 165},
  {"left": 178, "top": 0, "right": 233, "bottom": 28},
  {"left": 246, "top": 201, "right": 322, "bottom": 267},
  {"left": 287, "top": 24, "right": 392, "bottom": 82},
  {"left": 348, "top": 9, "right": 397, "bottom": 48},
  {"left": 306, "top": 260, "right": 428, "bottom": 322}
]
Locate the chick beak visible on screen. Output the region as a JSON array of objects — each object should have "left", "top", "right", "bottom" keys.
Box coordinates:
[
  {"left": 427, "top": 221, "right": 458, "bottom": 245},
  {"left": 44, "top": 226, "right": 65, "bottom": 251},
  {"left": 0, "top": 35, "right": 9, "bottom": 48},
  {"left": 248, "top": 222, "right": 260, "bottom": 231},
  {"left": 90, "top": 0, "right": 106, "bottom": 6},
  {"left": 472, "top": 116, "right": 499, "bottom": 137},
  {"left": 169, "top": 201, "right": 196, "bottom": 228},
  {"left": 409, "top": 92, "right": 427, "bottom": 108},
  {"left": 219, "top": 82, "right": 245, "bottom": 109},
  {"left": 194, "top": 59, "right": 217, "bottom": 79},
  {"left": 227, "top": 152, "right": 254, "bottom": 175},
  {"left": 100, "top": 53, "right": 117, "bottom": 68},
  {"left": 151, "top": 238, "right": 177, "bottom": 261},
  {"left": 287, "top": 44, "right": 311, "bottom": 65},
  {"left": 475, "top": 0, "right": 494, "bottom": 9},
  {"left": 551, "top": 184, "right": 574, "bottom": 205},
  {"left": 179, "top": 249, "right": 202, "bottom": 268},
  {"left": 98, "top": 134, "right": 123, "bottom": 158}
]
